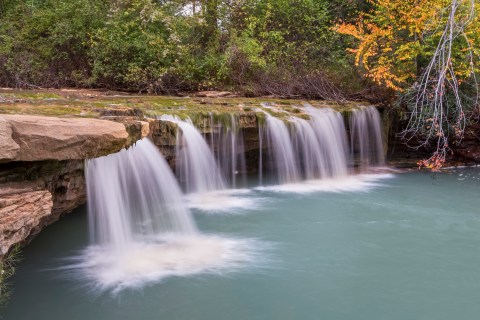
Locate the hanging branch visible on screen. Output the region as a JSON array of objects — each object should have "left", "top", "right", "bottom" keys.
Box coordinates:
[{"left": 400, "top": 0, "right": 478, "bottom": 170}]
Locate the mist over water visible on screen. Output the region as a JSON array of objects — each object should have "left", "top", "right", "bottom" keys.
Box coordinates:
[{"left": 76, "top": 139, "right": 256, "bottom": 292}]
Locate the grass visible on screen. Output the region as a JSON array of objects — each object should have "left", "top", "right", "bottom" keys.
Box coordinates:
[{"left": 0, "top": 246, "right": 21, "bottom": 309}]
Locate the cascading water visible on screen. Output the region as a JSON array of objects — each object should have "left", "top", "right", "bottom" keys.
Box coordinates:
[
  {"left": 264, "top": 114, "right": 300, "bottom": 184},
  {"left": 86, "top": 139, "right": 197, "bottom": 249},
  {"left": 258, "top": 125, "right": 264, "bottom": 185},
  {"left": 162, "top": 115, "right": 254, "bottom": 212},
  {"left": 258, "top": 105, "right": 392, "bottom": 192},
  {"left": 208, "top": 114, "right": 247, "bottom": 189},
  {"left": 262, "top": 106, "right": 349, "bottom": 184},
  {"left": 161, "top": 115, "right": 226, "bottom": 194},
  {"left": 304, "top": 106, "right": 349, "bottom": 178},
  {"left": 349, "top": 106, "right": 385, "bottom": 170},
  {"left": 290, "top": 117, "right": 330, "bottom": 180},
  {"left": 71, "top": 139, "right": 254, "bottom": 291}
]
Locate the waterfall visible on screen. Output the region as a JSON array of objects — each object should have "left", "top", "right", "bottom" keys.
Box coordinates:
[
  {"left": 86, "top": 139, "right": 197, "bottom": 250},
  {"left": 258, "top": 125, "right": 264, "bottom": 185},
  {"left": 76, "top": 138, "right": 254, "bottom": 291},
  {"left": 157, "top": 105, "right": 383, "bottom": 190},
  {"left": 349, "top": 106, "right": 385, "bottom": 169},
  {"left": 290, "top": 117, "right": 329, "bottom": 180},
  {"left": 265, "top": 114, "right": 300, "bottom": 184},
  {"left": 209, "top": 114, "right": 247, "bottom": 189},
  {"left": 262, "top": 106, "right": 349, "bottom": 184},
  {"left": 161, "top": 115, "right": 226, "bottom": 194},
  {"left": 304, "top": 106, "right": 349, "bottom": 178}
]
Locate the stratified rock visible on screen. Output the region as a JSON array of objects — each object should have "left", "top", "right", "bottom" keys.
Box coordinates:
[
  {"left": 0, "top": 183, "right": 53, "bottom": 256},
  {"left": 0, "top": 114, "right": 129, "bottom": 162}
]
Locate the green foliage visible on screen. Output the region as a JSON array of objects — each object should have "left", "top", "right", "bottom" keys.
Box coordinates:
[
  {"left": 0, "top": 0, "right": 369, "bottom": 97},
  {"left": 218, "top": 32, "right": 266, "bottom": 85},
  {"left": 89, "top": 0, "right": 178, "bottom": 91},
  {"left": 0, "top": 246, "right": 22, "bottom": 309},
  {"left": 244, "top": 0, "right": 333, "bottom": 66},
  {"left": 0, "top": 0, "right": 108, "bottom": 87}
]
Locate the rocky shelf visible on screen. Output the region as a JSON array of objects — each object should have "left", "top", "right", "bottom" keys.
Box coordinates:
[{"left": 0, "top": 112, "right": 149, "bottom": 257}]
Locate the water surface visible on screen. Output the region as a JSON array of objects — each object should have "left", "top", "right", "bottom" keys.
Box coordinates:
[{"left": 3, "top": 169, "right": 480, "bottom": 320}]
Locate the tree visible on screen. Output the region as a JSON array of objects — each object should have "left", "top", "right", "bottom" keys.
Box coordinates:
[{"left": 338, "top": 0, "right": 480, "bottom": 169}]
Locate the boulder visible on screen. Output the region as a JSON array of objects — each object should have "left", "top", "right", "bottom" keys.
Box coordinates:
[
  {"left": 0, "top": 114, "right": 129, "bottom": 162},
  {"left": 0, "top": 182, "right": 53, "bottom": 256}
]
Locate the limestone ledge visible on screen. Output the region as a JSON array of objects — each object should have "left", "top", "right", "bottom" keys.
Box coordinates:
[
  {"left": 0, "top": 114, "right": 149, "bottom": 257},
  {"left": 0, "top": 114, "right": 148, "bottom": 162}
]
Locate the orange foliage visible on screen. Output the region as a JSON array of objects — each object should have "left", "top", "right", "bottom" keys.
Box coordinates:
[{"left": 336, "top": 0, "right": 479, "bottom": 91}]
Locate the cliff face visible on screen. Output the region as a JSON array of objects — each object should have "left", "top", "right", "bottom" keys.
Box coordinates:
[{"left": 0, "top": 114, "right": 148, "bottom": 257}]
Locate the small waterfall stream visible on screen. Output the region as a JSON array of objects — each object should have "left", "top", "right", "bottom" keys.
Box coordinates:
[
  {"left": 161, "top": 115, "right": 226, "bottom": 194},
  {"left": 265, "top": 114, "right": 300, "bottom": 184},
  {"left": 349, "top": 106, "right": 385, "bottom": 169},
  {"left": 208, "top": 114, "right": 247, "bottom": 189},
  {"left": 262, "top": 107, "right": 350, "bottom": 183}
]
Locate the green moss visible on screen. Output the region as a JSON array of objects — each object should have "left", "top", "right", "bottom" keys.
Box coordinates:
[
  {"left": 0, "top": 90, "right": 372, "bottom": 126},
  {"left": 256, "top": 112, "right": 266, "bottom": 126},
  {"left": 0, "top": 92, "right": 63, "bottom": 100}
]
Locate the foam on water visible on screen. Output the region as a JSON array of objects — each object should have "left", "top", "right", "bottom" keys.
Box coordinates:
[
  {"left": 256, "top": 173, "right": 395, "bottom": 193},
  {"left": 67, "top": 235, "right": 259, "bottom": 293},
  {"left": 185, "top": 189, "right": 263, "bottom": 213},
  {"left": 77, "top": 138, "right": 255, "bottom": 292}
]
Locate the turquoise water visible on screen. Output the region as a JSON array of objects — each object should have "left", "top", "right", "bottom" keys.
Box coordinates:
[{"left": 3, "top": 169, "right": 480, "bottom": 320}]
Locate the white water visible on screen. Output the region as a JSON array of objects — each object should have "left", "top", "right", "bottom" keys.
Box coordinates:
[
  {"left": 161, "top": 115, "right": 226, "bottom": 194},
  {"left": 304, "top": 106, "right": 349, "bottom": 178},
  {"left": 161, "top": 115, "right": 253, "bottom": 212},
  {"left": 256, "top": 173, "right": 394, "bottom": 193},
  {"left": 208, "top": 114, "right": 247, "bottom": 189},
  {"left": 265, "top": 114, "right": 300, "bottom": 184},
  {"left": 77, "top": 139, "right": 253, "bottom": 291},
  {"left": 263, "top": 106, "right": 350, "bottom": 183},
  {"left": 86, "top": 139, "right": 197, "bottom": 248},
  {"left": 68, "top": 105, "right": 387, "bottom": 292},
  {"left": 258, "top": 125, "right": 264, "bottom": 185},
  {"left": 349, "top": 106, "right": 385, "bottom": 169}
]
